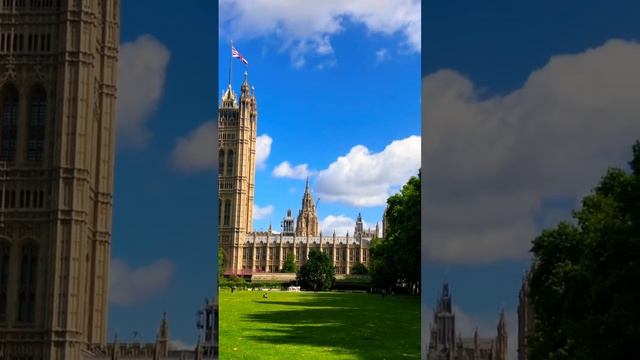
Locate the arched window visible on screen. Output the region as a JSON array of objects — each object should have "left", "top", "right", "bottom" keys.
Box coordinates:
[
  {"left": 223, "top": 200, "right": 231, "bottom": 226},
  {"left": 0, "top": 84, "right": 19, "bottom": 162},
  {"left": 226, "top": 150, "right": 234, "bottom": 176},
  {"left": 218, "top": 149, "right": 225, "bottom": 176},
  {"left": 18, "top": 242, "right": 38, "bottom": 324},
  {"left": 0, "top": 239, "right": 10, "bottom": 323},
  {"left": 27, "top": 85, "right": 46, "bottom": 162}
]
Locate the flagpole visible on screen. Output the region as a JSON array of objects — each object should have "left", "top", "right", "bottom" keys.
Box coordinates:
[{"left": 229, "top": 40, "right": 233, "bottom": 86}]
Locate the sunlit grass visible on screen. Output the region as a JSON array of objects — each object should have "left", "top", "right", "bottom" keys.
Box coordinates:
[{"left": 219, "top": 289, "right": 420, "bottom": 359}]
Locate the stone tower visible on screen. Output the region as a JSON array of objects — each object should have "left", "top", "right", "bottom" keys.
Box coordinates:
[
  {"left": 428, "top": 282, "right": 456, "bottom": 358},
  {"left": 218, "top": 72, "right": 257, "bottom": 274},
  {"left": 295, "top": 177, "right": 318, "bottom": 236},
  {"left": 354, "top": 213, "right": 364, "bottom": 236},
  {"left": 495, "top": 309, "right": 508, "bottom": 360},
  {"left": 281, "top": 208, "right": 295, "bottom": 235},
  {"left": 517, "top": 268, "right": 535, "bottom": 360},
  {"left": 0, "top": 0, "right": 119, "bottom": 358}
]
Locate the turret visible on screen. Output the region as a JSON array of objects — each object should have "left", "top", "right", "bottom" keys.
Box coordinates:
[
  {"left": 496, "top": 309, "right": 508, "bottom": 360},
  {"left": 155, "top": 312, "right": 169, "bottom": 357}
]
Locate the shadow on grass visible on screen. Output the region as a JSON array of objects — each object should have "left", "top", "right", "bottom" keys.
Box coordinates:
[{"left": 242, "top": 292, "right": 420, "bottom": 359}]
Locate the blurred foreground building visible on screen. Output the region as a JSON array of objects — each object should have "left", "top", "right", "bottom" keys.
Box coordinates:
[{"left": 0, "top": 1, "right": 217, "bottom": 358}]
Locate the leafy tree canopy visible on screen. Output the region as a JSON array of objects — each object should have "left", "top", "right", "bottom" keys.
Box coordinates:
[
  {"left": 282, "top": 252, "right": 297, "bottom": 273},
  {"left": 529, "top": 140, "right": 640, "bottom": 360},
  {"left": 297, "top": 250, "right": 336, "bottom": 291}
]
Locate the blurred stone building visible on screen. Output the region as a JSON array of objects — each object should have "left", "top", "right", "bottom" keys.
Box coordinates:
[{"left": 426, "top": 283, "right": 507, "bottom": 360}]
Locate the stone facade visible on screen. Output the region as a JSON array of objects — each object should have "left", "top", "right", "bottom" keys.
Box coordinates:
[
  {"left": 218, "top": 73, "right": 374, "bottom": 276},
  {"left": 0, "top": 0, "right": 119, "bottom": 358},
  {"left": 427, "top": 283, "right": 507, "bottom": 360}
]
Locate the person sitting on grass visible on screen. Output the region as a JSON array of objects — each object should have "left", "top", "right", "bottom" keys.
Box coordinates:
[{"left": 263, "top": 293, "right": 268, "bottom": 299}]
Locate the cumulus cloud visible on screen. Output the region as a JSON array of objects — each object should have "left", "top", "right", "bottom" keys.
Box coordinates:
[
  {"left": 273, "top": 161, "right": 314, "bottom": 179},
  {"left": 171, "top": 121, "right": 216, "bottom": 172},
  {"left": 117, "top": 35, "right": 170, "bottom": 148},
  {"left": 219, "top": 0, "right": 420, "bottom": 66},
  {"left": 256, "top": 134, "right": 272, "bottom": 169},
  {"left": 423, "top": 39, "right": 640, "bottom": 264},
  {"left": 320, "top": 214, "right": 375, "bottom": 236},
  {"left": 254, "top": 204, "right": 275, "bottom": 220},
  {"left": 109, "top": 258, "right": 174, "bottom": 306},
  {"left": 316, "top": 136, "right": 421, "bottom": 207}
]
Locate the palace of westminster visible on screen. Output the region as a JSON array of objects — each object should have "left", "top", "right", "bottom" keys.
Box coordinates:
[
  {"left": 0, "top": 1, "right": 216, "bottom": 359},
  {"left": 217, "top": 71, "right": 378, "bottom": 277}
]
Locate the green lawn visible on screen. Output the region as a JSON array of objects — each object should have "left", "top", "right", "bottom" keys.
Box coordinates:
[{"left": 219, "top": 289, "right": 421, "bottom": 359}]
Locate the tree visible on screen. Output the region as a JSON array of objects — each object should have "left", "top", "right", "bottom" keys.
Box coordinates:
[
  {"left": 528, "top": 140, "right": 640, "bottom": 360},
  {"left": 370, "top": 173, "right": 421, "bottom": 294},
  {"left": 351, "top": 262, "right": 368, "bottom": 275},
  {"left": 218, "top": 247, "right": 225, "bottom": 280},
  {"left": 282, "top": 251, "right": 297, "bottom": 273},
  {"left": 297, "top": 250, "right": 335, "bottom": 291}
]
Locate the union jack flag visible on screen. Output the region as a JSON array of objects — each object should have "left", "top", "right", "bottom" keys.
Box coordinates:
[{"left": 231, "top": 46, "right": 249, "bottom": 65}]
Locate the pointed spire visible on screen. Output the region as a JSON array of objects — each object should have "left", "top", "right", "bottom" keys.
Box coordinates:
[
  {"left": 159, "top": 311, "right": 169, "bottom": 340},
  {"left": 497, "top": 309, "right": 507, "bottom": 334},
  {"left": 241, "top": 71, "right": 250, "bottom": 96},
  {"left": 474, "top": 327, "right": 479, "bottom": 349},
  {"left": 305, "top": 176, "right": 310, "bottom": 192},
  {"left": 112, "top": 331, "right": 121, "bottom": 360}
]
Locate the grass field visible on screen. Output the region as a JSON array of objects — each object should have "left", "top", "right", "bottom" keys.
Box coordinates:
[{"left": 219, "top": 289, "right": 421, "bottom": 359}]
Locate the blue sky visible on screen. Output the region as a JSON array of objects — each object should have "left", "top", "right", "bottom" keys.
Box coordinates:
[
  {"left": 108, "top": 0, "right": 421, "bottom": 349},
  {"left": 422, "top": 2, "right": 640, "bottom": 358},
  {"left": 107, "top": 0, "right": 218, "bottom": 349}
]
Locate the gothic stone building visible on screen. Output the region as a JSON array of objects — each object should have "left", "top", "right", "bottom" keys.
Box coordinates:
[
  {"left": 0, "top": 0, "right": 119, "bottom": 358},
  {"left": 218, "top": 73, "right": 374, "bottom": 276},
  {"left": 427, "top": 283, "right": 507, "bottom": 360},
  {"left": 86, "top": 299, "right": 218, "bottom": 360}
]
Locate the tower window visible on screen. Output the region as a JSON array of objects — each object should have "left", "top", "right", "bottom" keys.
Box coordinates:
[
  {"left": 18, "top": 243, "right": 38, "bottom": 324},
  {"left": 0, "top": 84, "right": 19, "bottom": 162},
  {"left": 27, "top": 86, "right": 47, "bottom": 162},
  {"left": 223, "top": 200, "right": 231, "bottom": 226},
  {"left": 226, "top": 149, "right": 234, "bottom": 176},
  {"left": 0, "top": 240, "right": 10, "bottom": 323},
  {"left": 218, "top": 149, "right": 225, "bottom": 176}
]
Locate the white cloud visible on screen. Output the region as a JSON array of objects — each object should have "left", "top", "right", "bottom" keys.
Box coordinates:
[
  {"left": 273, "top": 161, "right": 314, "bottom": 179},
  {"left": 376, "top": 48, "right": 389, "bottom": 63},
  {"left": 171, "top": 121, "right": 216, "bottom": 172},
  {"left": 256, "top": 134, "right": 272, "bottom": 169},
  {"left": 316, "top": 136, "right": 421, "bottom": 207},
  {"left": 219, "top": 0, "right": 420, "bottom": 67},
  {"left": 109, "top": 258, "right": 174, "bottom": 306},
  {"left": 320, "top": 214, "right": 374, "bottom": 236},
  {"left": 423, "top": 39, "right": 640, "bottom": 264},
  {"left": 254, "top": 204, "right": 275, "bottom": 220},
  {"left": 117, "top": 35, "right": 170, "bottom": 148}
]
